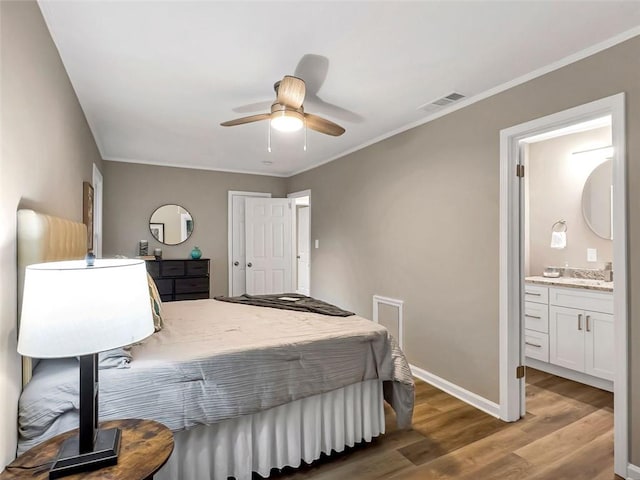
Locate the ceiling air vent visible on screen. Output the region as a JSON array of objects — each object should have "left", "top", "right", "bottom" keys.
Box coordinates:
[{"left": 419, "top": 92, "right": 466, "bottom": 112}]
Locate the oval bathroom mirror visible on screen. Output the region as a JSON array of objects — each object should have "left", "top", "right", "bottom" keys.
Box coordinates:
[
  {"left": 582, "top": 159, "right": 612, "bottom": 240},
  {"left": 149, "top": 204, "right": 194, "bottom": 245}
]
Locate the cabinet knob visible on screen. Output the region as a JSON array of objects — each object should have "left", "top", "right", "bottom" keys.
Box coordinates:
[
  {"left": 233, "top": 261, "right": 239, "bottom": 266},
  {"left": 247, "top": 262, "right": 253, "bottom": 268}
]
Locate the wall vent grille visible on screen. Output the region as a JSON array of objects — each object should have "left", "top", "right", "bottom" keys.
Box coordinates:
[{"left": 419, "top": 92, "right": 466, "bottom": 112}]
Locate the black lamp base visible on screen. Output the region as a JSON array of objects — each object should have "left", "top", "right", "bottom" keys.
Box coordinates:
[{"left": 49, "top": 427, "right": 121, "bottom": 479}]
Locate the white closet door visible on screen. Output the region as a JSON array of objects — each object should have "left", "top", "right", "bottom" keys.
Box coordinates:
[
  {"left": 296, "top": 206, "right": 310, "bottom": 295},
  {"left": 231, "top": 195, "right": 249, "bottom": 296},
  {"left": 245, "top": 198, "right": 293, "bottom": 295}
]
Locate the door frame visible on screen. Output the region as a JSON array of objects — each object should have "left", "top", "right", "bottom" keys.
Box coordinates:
[
  {"left": 499, "top": 93, "right": 628, "bottom": 476},
  {"left": 92, "top": 164, "right": 103, "bottom": 258},
  {"left": 227, "top": 190, "right": 271, "bottom": 295},
  {"left": 287, "top": 189, "right": 311, "bottom": 295}
]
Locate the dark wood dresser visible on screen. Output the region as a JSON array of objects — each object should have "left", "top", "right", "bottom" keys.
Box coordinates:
[{"left": 145, "top": 259, "right": 210, "bottom": 302}]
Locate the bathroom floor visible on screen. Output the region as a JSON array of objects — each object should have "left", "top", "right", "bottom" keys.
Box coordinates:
[{"left": 266, "top": 368, "right": 617, "bottom": 480}]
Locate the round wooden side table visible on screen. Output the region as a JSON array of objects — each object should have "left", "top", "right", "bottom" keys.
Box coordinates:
[{"left": 1, "top": 419, "right": 174, "bottom": 480}]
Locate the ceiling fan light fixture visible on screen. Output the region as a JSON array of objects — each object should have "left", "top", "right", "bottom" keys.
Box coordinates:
[{"left": 270, "top": 110, "right": 304, "bottom": 132}]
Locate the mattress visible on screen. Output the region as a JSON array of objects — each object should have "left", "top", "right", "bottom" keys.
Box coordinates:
[{"left": 18, "top": 299, "right": 414, "bottom": 453}]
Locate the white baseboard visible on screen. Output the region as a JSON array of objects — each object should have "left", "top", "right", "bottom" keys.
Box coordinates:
[
  {"left": 410, "top": 364, "right": 501, "bottom": 419},
  {"left": 526, "top": 358, "right": 613, "bottom": 392},
  {"left": 627, "top": 463, "right": 640, "bottom": 480}
]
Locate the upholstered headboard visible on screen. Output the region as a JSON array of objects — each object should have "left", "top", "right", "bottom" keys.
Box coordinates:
[{"left": 17, "top": 209, "right": 87, "bottom": 386}]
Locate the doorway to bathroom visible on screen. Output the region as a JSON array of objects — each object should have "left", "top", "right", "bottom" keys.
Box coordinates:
[{"left": 499, "top": 93, "right": 628, "bottom": 476}]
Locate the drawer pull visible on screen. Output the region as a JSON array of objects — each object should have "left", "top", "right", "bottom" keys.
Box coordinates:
[
  {"left": 586, "top": 315, "right": 591, "bottom": 332},
  {"left": 578, "top": 314, "right": 583, "bottom": 331},
  {"left": 525, "top": 341, "right": 542, "bottom": 348},
  {"left": 525, "top": 314, "right": 541, "bottom": 319},
  {"left": 526, "top": 292, "right": 542, "bottom": 296}
]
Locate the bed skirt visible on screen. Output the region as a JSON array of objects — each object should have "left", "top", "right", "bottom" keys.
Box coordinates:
[{"left": 155, "top": 379, "right": 385, "bottom": 480}]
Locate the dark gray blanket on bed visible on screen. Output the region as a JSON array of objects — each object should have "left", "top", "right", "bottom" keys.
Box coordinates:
[{"left": 214, "top": 293, "right": 355, "bottom": 317}]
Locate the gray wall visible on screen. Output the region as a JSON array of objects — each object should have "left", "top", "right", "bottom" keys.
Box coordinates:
[
  {"left": 0, "top": 1, "right": 103, "bottom": 468},
  {"left": 287, "top": 35, "right": 640, "bottom": 463},
  {"left": 526, "top": 126, "right": 613, "bottom": 276},
  {"left": 101, "top": 161, "right": 287, "bottom": 297}
]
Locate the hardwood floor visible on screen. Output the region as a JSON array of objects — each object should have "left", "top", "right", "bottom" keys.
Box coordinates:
[{"left": 262, "top": 369, "right": 618, "bottom": 479}]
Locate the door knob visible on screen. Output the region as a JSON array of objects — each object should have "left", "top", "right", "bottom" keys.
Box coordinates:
[
  {"left": 247, "top": 262, "right": 253, "bottom": 268},
  {"left": 233, "top": 261, "right": 239, "bottom": 266}
]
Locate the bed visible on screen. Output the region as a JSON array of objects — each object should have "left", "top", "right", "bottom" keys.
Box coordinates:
[{"left": 16, "top": 209, "right": 415, "bottom": 480}]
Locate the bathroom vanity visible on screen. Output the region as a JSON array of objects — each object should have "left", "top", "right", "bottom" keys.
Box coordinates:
[{"left": 524, "top": 276, "right": 614, "bottom": 391}]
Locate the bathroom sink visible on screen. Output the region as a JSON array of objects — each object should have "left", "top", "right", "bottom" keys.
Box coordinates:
[
  {"left": 547, "top": 277, "right": 613, "bottom": 289},
  {"left": 559, "top": 278, "right": 609, "bottom": 287},
  {"left": 525, "top": 276, "right": 613, "bottom": 290}
]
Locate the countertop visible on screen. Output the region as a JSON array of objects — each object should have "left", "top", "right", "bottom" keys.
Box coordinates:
[{"left": 525, "top": 276, "right": 613, "bottom": 292}]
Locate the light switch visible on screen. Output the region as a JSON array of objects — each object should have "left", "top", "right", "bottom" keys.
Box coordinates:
[
  {"left": 315, "top": 239, "right": 319, "bottom": 249},
  {"left": 587, "top": 248, "right": 597, "bottom": 262}
]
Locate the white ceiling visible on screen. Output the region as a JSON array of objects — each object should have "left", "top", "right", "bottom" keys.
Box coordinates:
[{"left": 38, "top": 1, "right": 640, "bottom": 177}]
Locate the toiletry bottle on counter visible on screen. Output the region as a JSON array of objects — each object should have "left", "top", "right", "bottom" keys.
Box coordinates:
[{"left": 604, "top": 262, "right": 613, "bottom": 282}]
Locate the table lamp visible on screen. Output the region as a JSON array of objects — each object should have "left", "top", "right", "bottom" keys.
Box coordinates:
[{"left": 17, "top": 258, "right": 154, "bottom": 479}]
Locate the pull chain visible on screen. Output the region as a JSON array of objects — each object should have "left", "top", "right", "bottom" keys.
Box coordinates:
[
  {"left": 304, "top": 119, "right": 307, "bottom": 152},
  {"left": 267, "top": 121, "right": 272, "bottom": 153}
]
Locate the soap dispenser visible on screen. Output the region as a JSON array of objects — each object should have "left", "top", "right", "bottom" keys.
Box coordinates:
[{"left": 604, "top": 262, "right": 613, "bottom": 282}]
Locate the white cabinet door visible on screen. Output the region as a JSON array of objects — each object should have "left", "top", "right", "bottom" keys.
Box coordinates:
[
  {"left": 245, "top": 198, "right": 293, "bottom": 295},
  {"left": 549, "top": 305, "right": 585, "bottom": 372},
  {"left": 585, "top": 311, "right": 615, "bottom": 381}
]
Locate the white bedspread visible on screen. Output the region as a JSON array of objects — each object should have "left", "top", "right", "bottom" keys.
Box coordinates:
[{"left": 18, "top": 299, "right": 414, "bottom": 453}]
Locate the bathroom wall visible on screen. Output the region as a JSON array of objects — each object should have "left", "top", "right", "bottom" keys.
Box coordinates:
[{"left": 526, "top": 126, "right": 613, "bottom": 276}]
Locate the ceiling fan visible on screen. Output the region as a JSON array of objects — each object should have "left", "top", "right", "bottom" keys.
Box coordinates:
[{"left": 220, "top": 76, "right": 346, "bottom": 137}]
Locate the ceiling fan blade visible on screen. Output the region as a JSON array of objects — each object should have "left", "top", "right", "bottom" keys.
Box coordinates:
[
  {"left": 220, "top": 113, "right": 270, "bottom": 127},
  {"left": 305, "top": 94, "right": 364, "bottom": 123},
  {"left": 304, "top": 113, "right": 345, "bottom": 136},
  {"left": 232, "top": 100, "right": 273, "bottom": 114},
  {"left": 277, "top": 76, "right": 306, "bottom": 109},
  {"left": 294, "top": 54, "right": 328, "bottom": 97}
]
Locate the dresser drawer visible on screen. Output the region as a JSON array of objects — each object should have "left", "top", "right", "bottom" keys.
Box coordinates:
[
  {"left": 186, "top": 261, "right": 209, "bottom": 276},
  {"left": 145, "top": 259, "right": 210, "bottom": 302},
  {"left": 524, "top": 301, "right": 549, "bottom": 333},
  {"left": 549, "top": 287, "right": 613, "bottom": 314},
  {"left": 525, "top": 329, "right": 549, "bottom": 362},
  {"left": 524, "top": 284, "right": 548, "bottom": 304},
  {"left": 154, "top": 279, "right": 173, "bottom": 296},
  {"left": 146, "top": 261, "right": 160, "bottom": 278},
  {"left": 161, "top": 261, "right": 185, "bottom": 277},
  {"left": 175, "top": 292, "right": 210, "bottom": 301},
  {"left": 175, "top": 277, "right": 209, "bottom": 294}
]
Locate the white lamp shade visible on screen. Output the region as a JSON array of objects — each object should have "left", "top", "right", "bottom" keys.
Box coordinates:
[{"left": 18, "top": 259, "right": 154, "bottom": 358}]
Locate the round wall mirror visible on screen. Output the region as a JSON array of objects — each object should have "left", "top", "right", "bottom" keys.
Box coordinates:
[
  {"left": 149, "top": 204, "right": 194, "bottom": 245},
  {"left": 582, "top": 159, "right": 612, "bottom": 240}
]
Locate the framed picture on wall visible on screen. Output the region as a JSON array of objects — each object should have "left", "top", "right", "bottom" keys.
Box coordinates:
[
  {"left": 82, "top": 181, "right": 94, "bottom": 252},
  {"left": 150, "top": 223, "right": 165, "bottom": 243}
]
